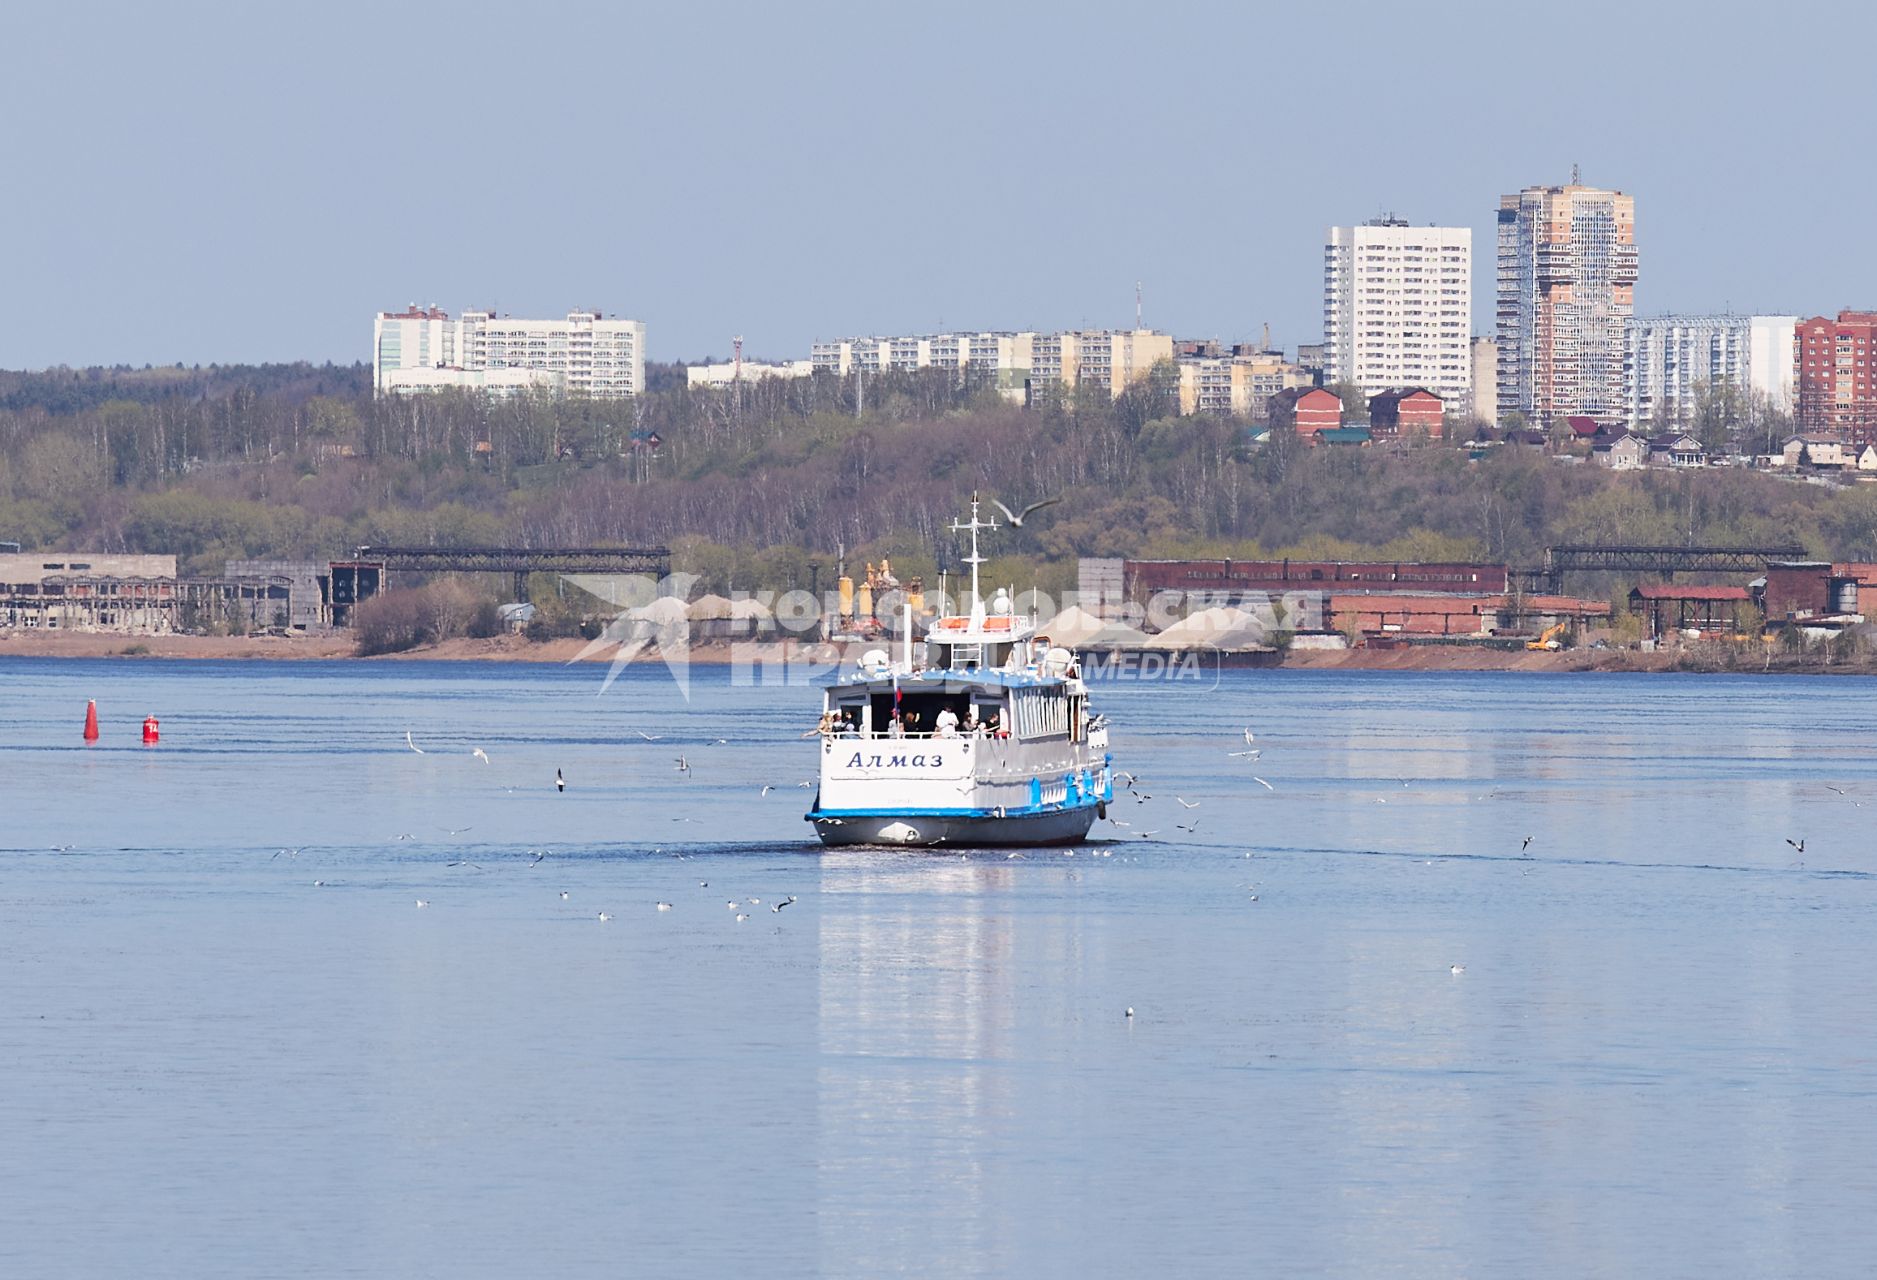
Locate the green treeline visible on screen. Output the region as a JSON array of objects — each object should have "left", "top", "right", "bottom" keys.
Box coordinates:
[{"left": 2, "top": 360, "right": 1876, "bottom": 596}]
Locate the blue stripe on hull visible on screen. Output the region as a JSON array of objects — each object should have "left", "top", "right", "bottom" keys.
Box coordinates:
[{"left": 808, "top": 803, "right": 1099, "bottom": 848}]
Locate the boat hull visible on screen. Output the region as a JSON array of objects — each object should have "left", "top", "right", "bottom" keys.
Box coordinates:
[{"left": 808, "top": 803, "right": 1099, "bottom": 848}]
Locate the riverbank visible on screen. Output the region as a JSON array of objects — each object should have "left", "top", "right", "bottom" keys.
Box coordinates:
[{"left": 3, "top": 628, "right": 1873, "bottom": 675}]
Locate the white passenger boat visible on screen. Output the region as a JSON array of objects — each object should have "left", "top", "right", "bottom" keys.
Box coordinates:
[{"left": 805, "top": 500, "right": 1114, "bottom": 847}]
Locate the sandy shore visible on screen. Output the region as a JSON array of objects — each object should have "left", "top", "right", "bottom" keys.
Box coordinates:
[{"left": 1, "top": 629, "right": 1868, "bottom": 675}]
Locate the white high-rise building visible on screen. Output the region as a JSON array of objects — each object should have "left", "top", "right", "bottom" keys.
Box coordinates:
[
  {"left": 373, "top": 306, "right": 646, "bottom": 399},
  {"left": 1623, "top": 314, "right": 1798, "bottom": 425},
  {"left": 1323, "top": 219, "right": 1472, "bottom": 409}
]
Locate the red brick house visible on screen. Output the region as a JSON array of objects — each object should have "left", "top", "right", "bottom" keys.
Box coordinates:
[
  {"left": 1367, "top": 387, "right": 1444, "bottom": 442},
  {"left": 1270, "top": 387, "right": 1343, "bottom": 440}
]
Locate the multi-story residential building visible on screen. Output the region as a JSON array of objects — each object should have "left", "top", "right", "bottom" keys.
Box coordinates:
[
  {"left": 1496, "top": 179, "right": 1637, "bottom": 424},
  {"left": 1623, "top": 314, "right": 1798, "bottom": 426},
  {"left": 1323, "top": 219, "right": 1472, "bottom": 412},
  {"left": 810, "top": 329, "right": 1169, "bottom": 402},
  {"left": 373, "top": 306, "right": 646, "bottom": 399},
  {"left": 1175, "top": 347, "right": 1313, "bottom": 419},
  {"left": 1794, "top": 311, "right": 1877, "bottom": 442},
  {"left": 1470, "top": 337, "right": 1497, "bottom": 426},
  {"left": 685, "top": 359, "right": 814, "bottom": 388}
]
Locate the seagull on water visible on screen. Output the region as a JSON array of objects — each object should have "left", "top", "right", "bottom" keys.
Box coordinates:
[
  {"left": 656, "top": 901, "right": 673, "bottom": 911},
  {"left": 597, "top": 911, "right": 611, "bottom": 923},
  {"left": 736, "top": 913, "right": 749, "bottom": 922},
  {"left": 988, "top": 495, "right": 1061, "bottom": 527},
  {"left": 406, "top": 731, "right": 425, "bottom": 754},
  {"left": 560, "top": 891, "right": 570, "bottom": 900},
  {"left": 415, "top": 899, "right": 429, "bottom": 909},
  {"left": 1125, "top": 1007, "right": 1134, "bottom": 1019},
  {"left": 1450, "top": 964, "right": 1465, "bottom": 975}
]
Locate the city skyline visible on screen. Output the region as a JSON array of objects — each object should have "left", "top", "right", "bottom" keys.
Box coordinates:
[{"left": 0, "top": 2, "right": 1865, "bottom": 369}]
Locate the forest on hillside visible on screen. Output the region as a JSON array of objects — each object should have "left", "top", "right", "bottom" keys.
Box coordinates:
[{"left": 3, "top": 361, "right": 1877, "bottom": 599}]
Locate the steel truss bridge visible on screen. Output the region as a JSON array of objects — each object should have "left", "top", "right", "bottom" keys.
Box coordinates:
[
  {"left": 1526, "top": 544, "right": 1811, "bottom": 593},
  {"left": 354, "top": 545, "right": 672, "bottom": 600}
]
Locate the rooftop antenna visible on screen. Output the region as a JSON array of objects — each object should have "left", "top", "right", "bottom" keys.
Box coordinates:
[
  {"left": 1262, "top": 322, "right": 1271, "bottom": 352},
  {"left": 949, "top": 494, "right": 999, "bottom": 619},
  {"left": 1135, "top": 281, "right": 1143, "bottom": 331},
  {"left": 732, "top": 335, "right": 743, "bottom": 382},
  {"left": 1570, "top": 162, "right": 1581, "bottom": 185}
]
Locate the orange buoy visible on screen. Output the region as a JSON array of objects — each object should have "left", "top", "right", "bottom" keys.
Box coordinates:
[
  {"left": 142, "top": 714, "right": 160, "bottom": 745},
  {"left": 83, "top": 699, "right": 99, "bottom": 743}
]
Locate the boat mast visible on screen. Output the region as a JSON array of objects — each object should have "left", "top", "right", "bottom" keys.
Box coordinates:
[{"left": 950, "top": 495, "right": 998, "bottom": 617}]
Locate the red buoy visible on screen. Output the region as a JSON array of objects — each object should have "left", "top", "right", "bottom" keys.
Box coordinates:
[
  {"left": 142, "top": 714, "right": 160, "bottom": 745},
  {"left": 83, "top": 699, "right": 99, "bottom": 743}
]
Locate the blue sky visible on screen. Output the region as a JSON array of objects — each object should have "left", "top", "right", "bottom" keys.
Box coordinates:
[{"left": 0, "top": 0, "right": 1864, "bottom": 368}]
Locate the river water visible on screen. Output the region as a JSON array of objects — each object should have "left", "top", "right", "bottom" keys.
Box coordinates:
[{"left": 1, "top": 656, "right": 1874, "bottom": 1277}]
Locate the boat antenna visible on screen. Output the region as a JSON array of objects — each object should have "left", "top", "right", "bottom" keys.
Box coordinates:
[{"left": 949, "top": 494, "right": 998, "bottom": 616}]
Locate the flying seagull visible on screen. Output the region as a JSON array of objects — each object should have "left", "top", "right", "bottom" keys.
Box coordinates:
[
  {"left": 636, "top": 730, "right": 662, "bottom": 741},
  {"left": 675, "top": 756, "right": 690, "bottom": 774},
  {"left": 556, "top": 768, "right": 565, "bottom": 793},
  {"left": 1521, "top": 836, "right": 1534, "bottom": 854},
  {"left": 1175, "top": 797, "right": 1200, "bottom": 809},
  {"left": 406, "top": 731, "right": 425, "bottom": 755},
  {"left": 1787, "top": 837, "right": 1806, "bottom": 854},
  {"left": 472, "top": 747, "right": 490, "bottom": 765},
  {"left": 760, "top": 784, "right": 775, "bottom": 796},
  {"left": 989, "top": 495, "right": 1061, "bottom": 527},
  {"left": 772, "top": 895, "right": 797, "bottom": 913},
  {"left": 1251, "top": 777, "right": 1275, "bottom": 791}
]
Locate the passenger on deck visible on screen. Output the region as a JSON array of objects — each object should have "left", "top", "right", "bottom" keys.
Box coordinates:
[
  {"left": 934, "top": 706, "right": 959, "bottom": 737},
  {"left": 964, "top": 708, "right": 981, "bottom": 735}
]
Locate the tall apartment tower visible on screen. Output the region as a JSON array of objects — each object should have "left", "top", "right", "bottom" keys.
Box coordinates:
[
  {"left": 1323, "top": 219, "right": 1472, "bottom": 409},
  {"left": 1496, "top": 179, "right": 1637, "bottom": 424},
  {"left": 1795, "top": 311, "right": 1877, "bottom": 442}
]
